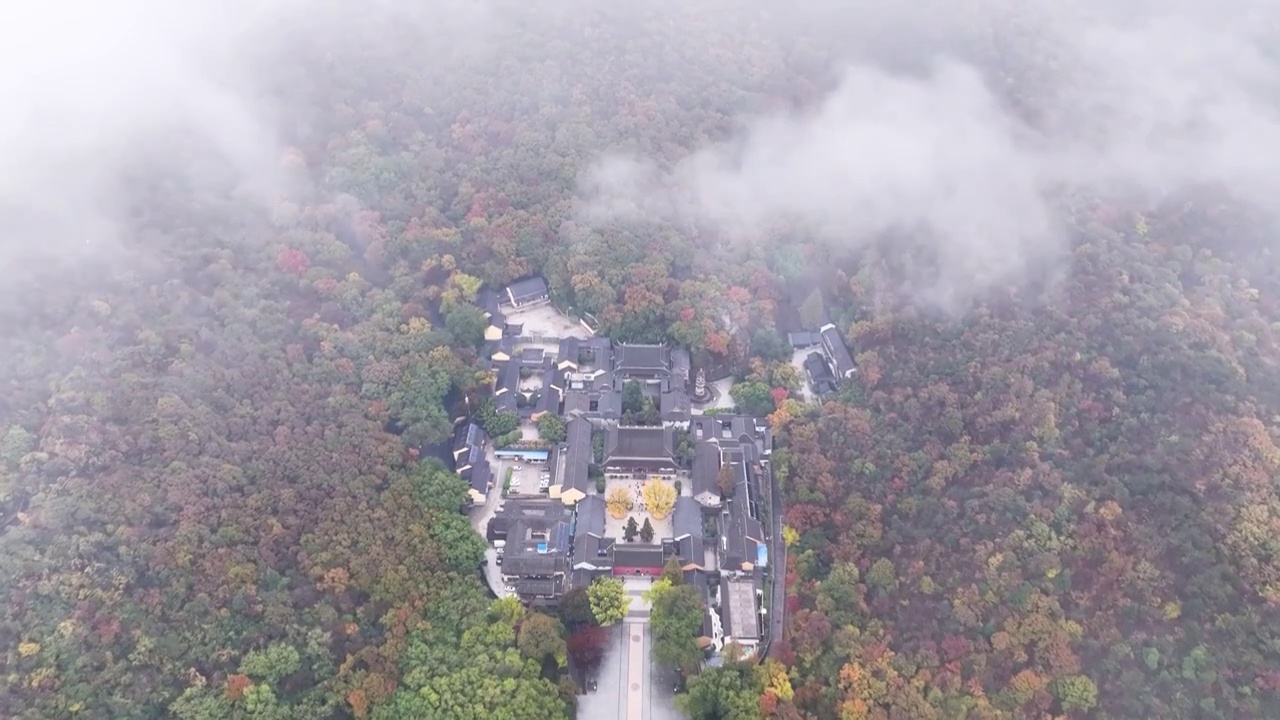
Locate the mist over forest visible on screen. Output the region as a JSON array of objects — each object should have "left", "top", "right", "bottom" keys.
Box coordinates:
[{"left": 3, "top": 0, "right": 1280, "bottom": 718}]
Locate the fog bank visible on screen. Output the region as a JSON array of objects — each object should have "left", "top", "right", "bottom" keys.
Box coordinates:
[{"left": 577, "top": 0, "right": 1280, "bottom": 306}]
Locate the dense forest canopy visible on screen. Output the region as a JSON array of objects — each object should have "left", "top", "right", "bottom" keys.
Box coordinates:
[{"left": 3, "top": 0, "right": 1280, "bottom": 718}]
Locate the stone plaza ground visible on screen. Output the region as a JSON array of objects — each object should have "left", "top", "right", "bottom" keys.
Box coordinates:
[
  {"left": 503, "top": 302, "right": 593, "bottom": 339},
  {"left": 575, "top": 616, "right": 685, "bottom": 720},
  {"left": 603, "top": 477, "right": 676, "bottom": 540}
]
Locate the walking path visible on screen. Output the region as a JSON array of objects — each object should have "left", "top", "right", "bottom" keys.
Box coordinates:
[
  {"left": 626, "top": 620, "right": 646, "bottom": 720},
  {"left": 578, "top": 578, "right": 683, "bottom": 720},
  {"left": 470, "top": 448, "right": 511, "bottom": 599}
]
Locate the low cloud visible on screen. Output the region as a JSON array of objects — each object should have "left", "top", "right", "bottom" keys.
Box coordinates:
[
  {"left": 576, "top": 0, "right": 1280, "bottom": 307},
  {"left": 0, "top": 0, "right": 497, "bottom": 281}
]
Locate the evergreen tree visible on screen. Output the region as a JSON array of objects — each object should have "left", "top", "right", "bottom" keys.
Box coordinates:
[{"left": 640, "top": 517, "right": 655, "bottom": 543}]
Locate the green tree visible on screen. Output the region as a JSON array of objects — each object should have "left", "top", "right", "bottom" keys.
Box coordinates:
[
  {"left": 390, "top": 360, "right": 456, "bottom": 446},
  {"left": 536, "top": 413, "right": 567, "bottom": 443},
  {"left": 0, "top": 426, "right": 34, "bottom": 468},
  {"left": 624, "top": 516, "right": 639, "bottom": 542},
  {"left": 475, "top": 398, "right": 519, "bottom": 436},
  {"left": 1053, "top": 674, "right": 1099, "bottom": 713},
  {"left": 443, "top": 302, "right": 488, "bottom": 347},
  {"left": 649, "top": 581, "right": 705, "bottom": 671},
  {"left": 558, "top": 586, "right": 596, "bottom": 628},
  {"left": 238, "top": 643, "right": 301, "bottom": 685},
  {"left": 678, "top": 662, "right": 763, "bottom": 720},
  {"left": 729, "top": 381, "right": 776, "bottom": 417},
  {"left": 430, "top": 512, "right": 487, "bottom": 572},
  {"left": 622, "top": 379, "right": 644, "bottom": 414},
  {"left": 518, "top": 612, "right": 567, "bottom": 666},
  {"left": 816, "top": 561, "right": 863, "bottom": 627},
  {"left": 640, "top": 517, "right": 655, "bottom": 543},
  {"left": 867, "top": 557, "right": 896, "bottom": 592},
  {"left": 169, "top": 687, "right": 234, "bottom": 720},
  {"left": 749, "top": 328, "right": 789, "bottom": 362},
  {"left": 587, "top": 577, "right": 629, "bottom": 626},
  {"left": 374, "top": 598, "right": 567, "bottom": 719},
  {"left": 662, "top": 555, "right": 685, "bottom": 585}
]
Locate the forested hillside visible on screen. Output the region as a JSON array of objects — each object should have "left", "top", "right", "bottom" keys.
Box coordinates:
[
  {"left": 2, "top": 0, "right": 1279, "bottom": 718},
  {"left": 773, "top": 208, "right": 1280, "bottom": 718}
]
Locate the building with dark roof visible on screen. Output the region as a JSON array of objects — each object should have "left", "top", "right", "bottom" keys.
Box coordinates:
[
  {"left": 820, "top": 323, "right": 856, "bottom": 379},
  {"left": 603, "top": 425, "right": 677, "bottom": 475},
  {"left": 533, "top": 370, "right": 561, "bottom": 418},
  {"left": 691, "top": 441, "right": 722, "bottom": 507},
  {"left": 613, "top": 343, "right": 672, "bottom": 378},
  {"left": 659, "top": 389, "right": 692, "bottom": 425},
  {"left": 504, "top": 276, "right": 550, "bottom": 307},
  {"left": 551, "top": 418, "right": 594, "bottom": 505},
  {"left": 720, "top": 446, "right": 766, "bottom": 574},
  {"left": 684, "top": 569, "right": 718, "bottom": 649},
  {"left": 494, "top": 360, "right": 521, "bottom": 413},
  {"left": 478, "top": 290, "right": 506, "bottom": 344},
  {"left": 613, "top": 545, "right": 666, "bottom": 576},
  {"left": 670, "top": 496, "right": 705, "bottom": 568},
  {"left": 803, "top": 351, "right": 838, "bottom": 397},
  {"left": 571, "top": 495, "right": 614, "bottom": 573},
  {"left": 452, "top": 422, "right": 491, "bottom": 504},
  {"left": 788, "top": 331, "right": 822, "bottom": 349},
  {"left": 495, "top": 500, "right": 575, "bottom": 605},
  {"left": 723, "top": 494, "right": 765, "bottom": 572},
  {"left": 465, "top": 301, "right": 778, "bottom": 633},
  {"left": 720, "top": 576, "right": 762, "bottom": 649},
  {"left": 556, "top": 337, "right": 613, "bottom": 373}
]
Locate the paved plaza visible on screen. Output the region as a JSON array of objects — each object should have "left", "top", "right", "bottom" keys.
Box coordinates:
[
  {"left": 577, "top": 621, "right": 685, "bottom": 720},
  {"left": 603, "top": 477, "right": 675, "bottom": 539},
  {"left": 504, "top": 303, "right": 592, "bottom": 339}
]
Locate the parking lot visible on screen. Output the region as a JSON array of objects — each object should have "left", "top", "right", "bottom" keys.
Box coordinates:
[{"left": 501, "top": 460, "right": 551, "bottom": 496}]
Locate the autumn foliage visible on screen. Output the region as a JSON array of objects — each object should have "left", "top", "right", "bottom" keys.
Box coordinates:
[
  {"left": 641, "top": 479, "right": 676, "bottom": 519},
  {"left": 606, "top": 485, "right": 634, "bottom": 519},
  {"left": 225, "top": 674, "right": 252, "bottom": 701},
  {"left": 5, "top": 3, "right": 1280, "bottom": 719},
  {"left": 275, "top": 246, "right": 311, "bottom": 276}
]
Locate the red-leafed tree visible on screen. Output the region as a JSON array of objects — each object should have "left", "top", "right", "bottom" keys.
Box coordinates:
[{"left": 276, "top": 247, "right": 311, "bottom": 276}]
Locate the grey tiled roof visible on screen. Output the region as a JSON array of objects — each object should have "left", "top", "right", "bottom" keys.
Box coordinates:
[
  {"left": 466, "top": 462, "right": 491, "bottom": 495},
  {"left": 820, "top": 323, "right": 856, "bottom": 378},
  {"left": 660, "top": 390, "right": 691, "bottom": 421},
  {"left": 614, "top": 343, "right": 670, "bottom": 374},
  {"left": 562, "top": 418, "right": 594, "bottom": 493},
  {"left": 604, "top": 426, "right": 674, "bottom": 464},
  {"left": 452, "top": 422, "right": 486, "bottom": 469},
  {"left": 613, "top": 544, "right": 665, "bottom": 568},
  {"left": 691, "top": 442, "right": 721, "bottom": 499},
  {"left": 673, "top": 496, "right": 703, "bottom": 541},
  {"left": 788, "top": 331, "right": 822, "bottom": 348},
  {"left": 505, "top": 276, "right": 549, "bottom": 304},
  {"left": 494, "top": 361, "right": 521, "bottom": 413},
  {"left": 721, "top": 576, "right": 761, "bottom": 640}
]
